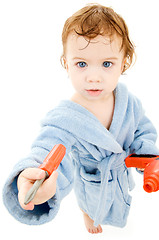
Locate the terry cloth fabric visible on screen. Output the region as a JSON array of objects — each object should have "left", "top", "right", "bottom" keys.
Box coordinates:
[{"left": 3, "top": 83, "right": 159, "bottom": 227}]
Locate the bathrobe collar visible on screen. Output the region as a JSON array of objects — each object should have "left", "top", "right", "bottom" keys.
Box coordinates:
[{"left": 44, "top": 83, "right": 128, "bottom": 154}]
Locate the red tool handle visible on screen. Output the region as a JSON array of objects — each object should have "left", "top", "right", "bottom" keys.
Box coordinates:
[
  {"left": 39, "top": 144, "right": 66, "bottom": 175},
  {"left": 125, "top": 154, "right": 159, "bottom": 169},
  {"left": 125, "top": 154, "right": 159, "bottom": 193}
]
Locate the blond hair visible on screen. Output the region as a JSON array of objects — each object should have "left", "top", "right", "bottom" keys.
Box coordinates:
[{"left": 61, "top": 4, "right": 135, "bottom": 73}]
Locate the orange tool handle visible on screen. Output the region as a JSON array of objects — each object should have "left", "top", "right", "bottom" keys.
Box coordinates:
[
  {"left": 125, "top": 154, "right": 159, "bottom": 169},
  {"left": 125, "top": 154, "right": 159, "bottom": 193},
  {"left": 39, "top": 144, "right": 66, "bottom": 175}
]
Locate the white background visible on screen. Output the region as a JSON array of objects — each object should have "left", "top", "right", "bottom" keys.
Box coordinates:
[{"left": 0, "top": 0, "right": 159, "bottom": 239}]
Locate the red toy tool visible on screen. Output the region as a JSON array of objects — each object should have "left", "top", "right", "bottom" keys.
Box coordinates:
[
  {"left": 24, "top": 144, "right": 66, "bottom": 205},
  {"left": 39, "top": 144, "right": 66, "bottom": 175},
  {"left": 125, "top": 154, "right": 159, "bottom": 193}
]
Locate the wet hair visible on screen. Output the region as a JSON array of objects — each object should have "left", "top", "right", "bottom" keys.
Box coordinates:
[{"left": 61, "top": 3, "right": 135, "bottom": 73}]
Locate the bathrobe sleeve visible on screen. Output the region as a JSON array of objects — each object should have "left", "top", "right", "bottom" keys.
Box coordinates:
[
  {"left": 3, "top": 121, "right": 76, "bottom": 225},
  {"left": 130, "top": 97, "right": 159, "bottom": 156}
]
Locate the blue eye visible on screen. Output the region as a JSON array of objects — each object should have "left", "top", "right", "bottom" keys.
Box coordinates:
[
  {"left": 77, "top": 62, "right": 87, "bottom": 68},
  {"left": 103, "top": 61, "right": 112, "bottom": 68}
]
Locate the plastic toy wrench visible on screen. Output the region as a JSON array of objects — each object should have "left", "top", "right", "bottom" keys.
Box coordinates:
[{"left": 24, "top": 144, "right": 66, "bottom": 205}]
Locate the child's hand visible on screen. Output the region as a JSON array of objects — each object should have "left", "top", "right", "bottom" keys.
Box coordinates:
[
  {"left": 137, "top": 168, "right": 145, "bottom": 172},
  {"left": 17, "top": 168, "right": 58, "bottom": 210}
]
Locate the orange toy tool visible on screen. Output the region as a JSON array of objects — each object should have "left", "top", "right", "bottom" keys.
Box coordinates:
[
  {"left": 24, "top": 144, "right": 66, "bottom": 205},
  {"left": 125, "top": 154, "right": 159, "bottom": 193}
]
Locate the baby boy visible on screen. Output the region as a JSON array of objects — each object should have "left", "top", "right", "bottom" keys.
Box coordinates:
[{"left": 3, "top": 4, "right": 159, "bottom": 234}]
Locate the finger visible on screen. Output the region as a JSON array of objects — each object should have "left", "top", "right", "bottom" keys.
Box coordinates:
[
  {"left": 24, "top": 202, "right": 34, "bottom": 211},
  {"left": 45, "top": 171, "right": 58, "bottom": 186},
  {"left": 18, "top": 181, "right": 35, "bottom": 210},
  {"left": 33, "top": 171, "right": 58, "bottom": 203},
  {"left": 21, "top": 168, "right": 46, "bottom": 180},
  {"left": 39, "top": 171, "right": 58, "bottom": 192},
  {"left": 137, "top": 168, "right": 145, "bottom": 171},
  {"left": 49, "top": 170, "right": 58, "bottom": 181}
]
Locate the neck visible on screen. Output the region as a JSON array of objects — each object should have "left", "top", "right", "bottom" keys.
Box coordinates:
[{"left": 71, "top": 92, "right": 114, "bottom": 112}]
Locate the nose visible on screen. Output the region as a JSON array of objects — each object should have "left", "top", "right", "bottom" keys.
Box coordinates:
[
  {"left": 86, "top": 68, "right": 103, "bottom": 83},
  {"left": 86, "top": 78, "right": 102, "bottom": 83},
  {"left": 86, "top": 75, "right": 102, "bottom": 83}
]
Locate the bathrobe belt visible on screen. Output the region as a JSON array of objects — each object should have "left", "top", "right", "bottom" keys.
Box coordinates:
[{"left": 93, "top": 150, "right": 134, "bottom": 227}]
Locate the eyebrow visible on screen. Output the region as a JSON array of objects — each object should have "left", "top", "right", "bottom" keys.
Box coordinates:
[
  {"left": 72, "top": 57, "right": 87, "bottom": 61},
  {"left": 104, "top": 57, "right": 118, "bottom": 60},
  {"left": 72, "top": 57, "right": 118, "bottom": 61}
]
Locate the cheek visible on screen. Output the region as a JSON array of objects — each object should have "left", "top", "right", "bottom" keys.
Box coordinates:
[
  {"left": 111, "top": 64, "right": 123, "bottom": 79},
  {"left": 68, "top": 68, "right": 77, "bottom": 82},
  {"left": 68, "top": 70, "right": 82, "bottom": 89},
  {"left": 103, "top": 67, "right": 121, "bottom": 89},
  {"left": 104, "top": 68, "right": 120, "bottom": 81},
  {"left": 68, "top": 67, "right": 85, "bottom": 85}
]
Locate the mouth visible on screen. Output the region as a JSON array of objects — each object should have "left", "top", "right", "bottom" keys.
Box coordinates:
[{"left": 86, "top": 89, "right": 103, "bottom": 96}]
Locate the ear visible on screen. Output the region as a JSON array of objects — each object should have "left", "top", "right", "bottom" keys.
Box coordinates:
[
  {"left": 62, "top": 56, "right": 69, "bottom": 72},
  {"left": 121, "top": 58, "right": 127, "bottom": 73}
]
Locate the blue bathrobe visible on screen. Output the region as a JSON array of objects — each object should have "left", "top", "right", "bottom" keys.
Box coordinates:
[{"left": 3, "top": 83, "right": 159, "bottom": 227}]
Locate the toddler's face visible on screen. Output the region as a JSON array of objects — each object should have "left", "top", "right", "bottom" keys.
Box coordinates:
[{"left": 64, "top": 33, "right": 125, "bottom": 101}]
